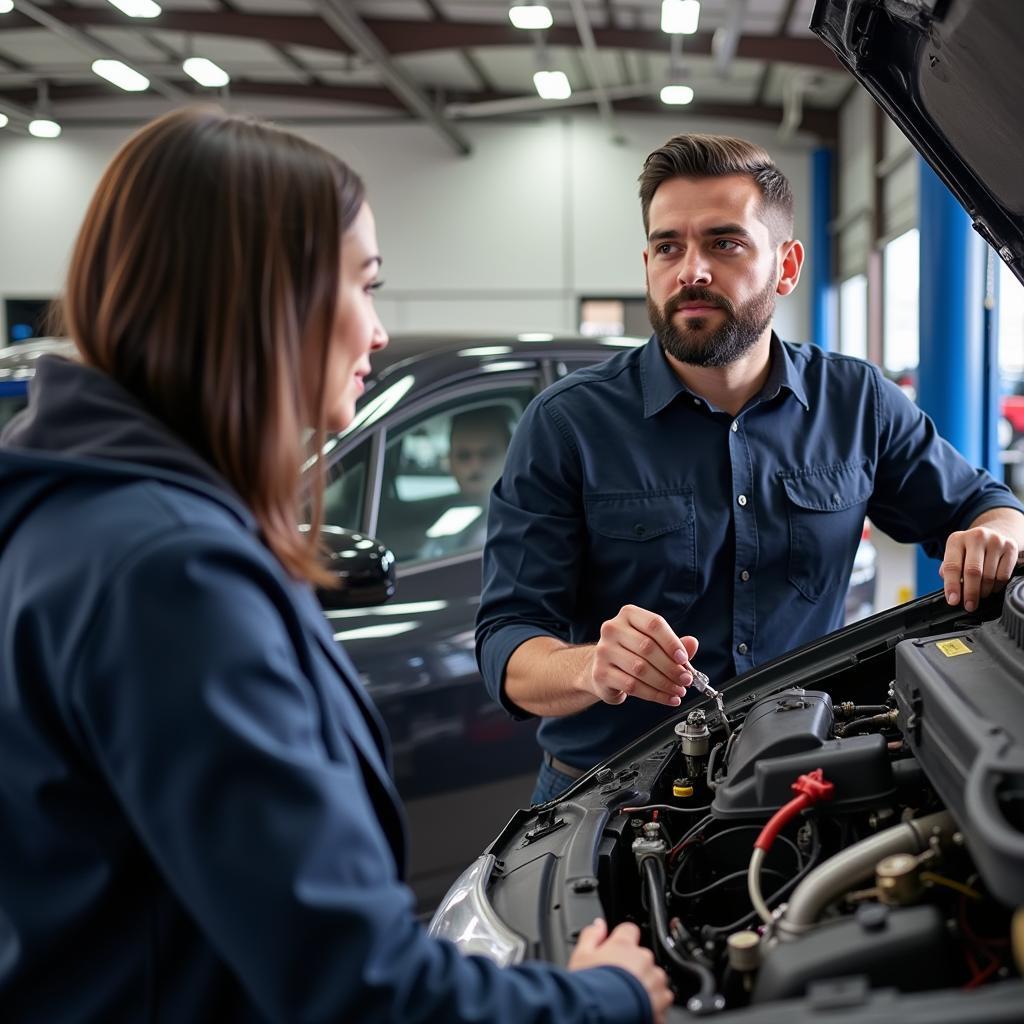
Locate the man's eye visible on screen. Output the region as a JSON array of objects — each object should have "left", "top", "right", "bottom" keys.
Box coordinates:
[
  {"left": 656, "top": 243, "right": 676, "bottom": 255},
  {"left": 714, "top": 240, "right": 739, "bottom": 251}
]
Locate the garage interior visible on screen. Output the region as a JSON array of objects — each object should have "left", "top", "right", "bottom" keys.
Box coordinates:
[{"left": 1, "top": 3, "right": 1023, "bottom": 1016}]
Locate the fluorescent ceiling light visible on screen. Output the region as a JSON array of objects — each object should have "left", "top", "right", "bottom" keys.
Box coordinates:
[
  {"left": 183, "top": 57, "right": 230, "bottom": 88},
  {"left": 533, "top": 70, "right": 571, "bottom": 100},
  {"left": 509, "top": 4, "right": 553, "bottom": 30},
  {"left": 660, "top": 84, "right": 695, "bottom": 105},
  {"left": 106, "top": 0, "right": 162, "bottom": 17},
  {"left": 0, "top": 113, "right": 8, "bottom": 129},
  {"left": 517, "top": 332, "right": 554, "bottom": 342},
  {"left": 662, "top": 0, "right": 700, "bottom": 34},
  {"left": 28, "top": 119, "right": 61, "bottom": 139},
  {"left": 0, "top": 1, "right": 14, "bottom": 14},
  {"left": 92, "top": 59, "right": 150, "bottom": 92}
]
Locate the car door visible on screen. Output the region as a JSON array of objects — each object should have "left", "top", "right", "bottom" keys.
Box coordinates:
[{"left": 321, "top": 373, "right": 544, "bottom": 911}]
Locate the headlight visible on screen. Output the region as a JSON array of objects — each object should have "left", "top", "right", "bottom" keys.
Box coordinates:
[{"left": 427, "top": 854, "right": 527, "bottom": 966}]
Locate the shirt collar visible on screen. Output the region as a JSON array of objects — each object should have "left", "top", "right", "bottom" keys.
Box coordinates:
[{"left": 640, "top": 331, "right": 809, "bottom": 418}]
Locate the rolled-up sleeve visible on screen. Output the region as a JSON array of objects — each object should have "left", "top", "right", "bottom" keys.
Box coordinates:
[
  {"left": 476, "top": 397, "right": 586, "bottom": 718},
  {"left": 867, "top": 369, "right": 1024, "bottom": 557}
]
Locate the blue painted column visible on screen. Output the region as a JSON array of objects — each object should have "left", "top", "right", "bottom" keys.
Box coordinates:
[
  {"left": 981, "top": 248, "right": 1002, "bottom": 479},
  {"left": 916, "top": 158, "right": 988, "bottom": 595},
  {"left": 810, "top": 147, "right": 833, "bottom": 350}
]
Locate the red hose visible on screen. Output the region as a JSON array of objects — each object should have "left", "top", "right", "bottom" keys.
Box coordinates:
[{"left": 754, "top": 769, "right": 834, "bottom": 852}]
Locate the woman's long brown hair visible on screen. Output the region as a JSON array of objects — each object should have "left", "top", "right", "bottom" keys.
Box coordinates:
[{"left": 63, "top": 107, "right": 364, "bottom": 586}]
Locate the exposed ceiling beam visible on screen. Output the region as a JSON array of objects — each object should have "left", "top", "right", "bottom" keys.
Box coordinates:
[
  {"left": 568, "top": 0, "right": 618, "bottom": 142},
  {"left": 0, "top": 80, "right": 407, "bottom": 110},
  {"left": 12, "top": 0, "right": 188, "bottom": 103},
  {"left": 420, "top": 0, "right": 497, "bottom": 94},
  {"left": 755, "top": 0, "right": 800, "bottom": 105},
  {"left": 448, "top": 81, "right": 656, "bottom": 119},
  {"left": 2, "top": 9, "right": 841, "bottom": 70},
  {"left": 314, "top": 0, "right": 471, "bottom": 156},
  {"left": 0, "top": 81, "right": 836, "bottom": 141}
]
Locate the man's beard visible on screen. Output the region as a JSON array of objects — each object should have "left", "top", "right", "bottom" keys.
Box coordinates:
[{"left": 647, "top": 266, "right": 777, "bottom": 368}]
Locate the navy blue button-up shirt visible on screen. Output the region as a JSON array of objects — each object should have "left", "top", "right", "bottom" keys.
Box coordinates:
[{"left": 477, "top": 335, "right": 1023, "bottom": 769}]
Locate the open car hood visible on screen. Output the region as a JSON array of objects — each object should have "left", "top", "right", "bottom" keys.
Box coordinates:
[{"left": 811, "top": 0, "right": 1024, "bottom": 285}]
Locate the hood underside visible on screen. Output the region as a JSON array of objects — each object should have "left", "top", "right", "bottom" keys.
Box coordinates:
[{"left": 811, "top": 0, "right": 1024, "bottom": 285}]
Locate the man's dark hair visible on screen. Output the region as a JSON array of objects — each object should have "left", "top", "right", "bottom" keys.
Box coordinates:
[
  {"left": 450, "top": 406, "right": 513, "bottom": 445},
  {"left": 638, "top": 133, "right": 794, "bottom": 241}
]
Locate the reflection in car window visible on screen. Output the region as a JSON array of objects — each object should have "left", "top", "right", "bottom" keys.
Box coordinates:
[
  {"left": 322, "top": 439, "right": 371, "bottom": 533},
  {"left": 377, "top": 387, "right": 534, "bottom": 564}
]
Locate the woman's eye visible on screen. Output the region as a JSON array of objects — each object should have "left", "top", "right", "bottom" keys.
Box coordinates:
[{"left": 366, "top": 279, "right": 385, "bottom": 294}]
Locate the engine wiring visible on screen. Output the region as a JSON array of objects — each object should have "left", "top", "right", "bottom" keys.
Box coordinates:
[{"left": 605, "top": 684, "right": 1019, "bottom": 1010}]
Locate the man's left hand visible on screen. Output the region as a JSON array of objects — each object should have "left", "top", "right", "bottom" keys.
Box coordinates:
[{"left": 940, "top": 508, "right": 1024, "bottom": 611}]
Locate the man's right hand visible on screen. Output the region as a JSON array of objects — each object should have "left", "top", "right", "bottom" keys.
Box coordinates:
[
  {"left": 568, "top": 918, "right": 673, "bottom": 1023},
  {"left": 584, "top": 604, "right": 698, "bottom": 707}
]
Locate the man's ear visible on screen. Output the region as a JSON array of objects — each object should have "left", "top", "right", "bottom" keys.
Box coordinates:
[{"left": 776, "top": 239, "right": 804, "bottom": 297}]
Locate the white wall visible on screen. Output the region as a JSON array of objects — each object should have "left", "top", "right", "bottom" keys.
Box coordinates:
[{"left": 0, "top": 112, "right": 814, "bottom": 342}]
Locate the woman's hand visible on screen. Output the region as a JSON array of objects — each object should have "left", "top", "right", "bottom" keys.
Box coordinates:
[{"left": 568, "top": 917, "right": 673, "bottom": 1024}]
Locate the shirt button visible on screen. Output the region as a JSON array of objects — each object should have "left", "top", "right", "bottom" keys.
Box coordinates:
[
  {"left": 740, "top": 570, "right": 750, "bottom": 582},
  {"left": 693, "top": 398, "right": 701, "bottom": 406},
  {"left": 634, "top": 523, "right": 646, "bottom": 537},
  {"left": 731, "top": 421, "right": 739, "bottom": 433},
  {"left": 737, "top": 494, "right": 747, "bottom": 507},
  {"left": 832, "top": 493, "right": 841, "bottom": 505},
  {"left": 737, "top": 642, "right": 749, "bottom": 655}
]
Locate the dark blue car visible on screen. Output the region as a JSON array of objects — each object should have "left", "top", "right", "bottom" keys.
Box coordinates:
[{"left": 1, "top": 334, "right": 876, "bottom": 912}]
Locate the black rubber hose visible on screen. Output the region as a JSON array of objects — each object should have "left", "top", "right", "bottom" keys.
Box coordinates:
[
  {"left": 843, "top": 712, "right": 896, "bottom": 735},
  {"left": 640, "top": 856, "right": 721, "bottom": 1013}
]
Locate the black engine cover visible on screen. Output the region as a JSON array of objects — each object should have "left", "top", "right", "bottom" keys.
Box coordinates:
[
  {"left": 712, "top": 688, "right": 895, "bottom": 819},
  {"left": 753, "top": 903, "right": 954, "bottom": 1003},
  {"left": 894, "top": 577, "right": 1024, "bottom": 906}
]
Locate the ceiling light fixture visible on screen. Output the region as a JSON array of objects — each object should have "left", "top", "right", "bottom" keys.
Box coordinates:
[
  {"left": 533, "top": 69, "right": 571, "bottom": 100},
  {"left": 661, "top": 0, "right": 700, "bottom": 34},
  {"left": 28, "top": 119, "right": 61, "bottom": 139},
  {"left": 660, "top": 84, "right": 694, "bottom": 105},
  {"left": 182, "top": 57, "right": 230, "bottom": 88},
  {"left": 0, "top": 1, "right": 14, "bottom": 14},
  {"left": 509, "top": 4, "right": 553, "bottom": 30},
  {"left": 0, "top": 113, "right": 8, "bottom": 128},
  {"left": 106, "top": 0, "right": 162, "bottom": 17},
  {"left": 29, "top": 82, "right": 60, "bottom": 139},
  {"left": 92, "top": 59, "right": 150, "bottom": 92}
]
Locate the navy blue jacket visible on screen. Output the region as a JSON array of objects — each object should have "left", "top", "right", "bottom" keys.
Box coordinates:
[
  {"left": 478, "top": 336, "right": 1023, "bottom": 769},
  {"left": 0, "top": 357, "right": 650, "bottom": 1023}
]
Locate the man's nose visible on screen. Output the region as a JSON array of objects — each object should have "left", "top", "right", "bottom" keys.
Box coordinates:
[{"left": 676, "top": 248, "right": 712, "bottom": 288}]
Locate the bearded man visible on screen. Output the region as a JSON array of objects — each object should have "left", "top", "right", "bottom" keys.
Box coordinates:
[{"left": 475, "top": 133, "right": 1024, "bottom": 804}]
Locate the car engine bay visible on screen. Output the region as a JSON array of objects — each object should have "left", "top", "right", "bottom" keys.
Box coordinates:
[{"left": 588, "top": 581, "right": 1024, "bottom": 1014}]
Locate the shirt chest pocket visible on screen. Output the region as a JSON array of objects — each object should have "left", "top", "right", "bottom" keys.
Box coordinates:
[
  {"left": 781, "top": 461, "right": 872, "bottom": 603},
  {"left": 583, "top": 489, "right": 698, "bottom": 617}
]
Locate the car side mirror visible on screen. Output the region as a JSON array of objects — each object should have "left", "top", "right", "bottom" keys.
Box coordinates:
[{"left": 313, "top": 526, "right": 396, "bottom": 610}]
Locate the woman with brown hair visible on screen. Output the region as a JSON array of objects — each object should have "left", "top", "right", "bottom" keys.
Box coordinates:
[{"left": 0, "top": 108, "right": 670, "bottom": 1023}]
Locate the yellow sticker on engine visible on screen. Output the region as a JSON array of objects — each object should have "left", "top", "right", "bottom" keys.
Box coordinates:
[{"left": 936, "top": 638, "right": 972, "bottom": 657}]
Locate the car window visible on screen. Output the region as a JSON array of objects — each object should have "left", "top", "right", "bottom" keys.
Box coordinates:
[
  {"left": 323, "top": 438, "right": 372, "bottom": 533},
  {"left": 376, "top": 387, "right": 534, "bottom": 565}
]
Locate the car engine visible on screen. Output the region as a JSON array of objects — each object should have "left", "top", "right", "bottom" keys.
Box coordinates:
[{"left": 595, "top": 581, "right": 1024, "bottom": 1014}]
